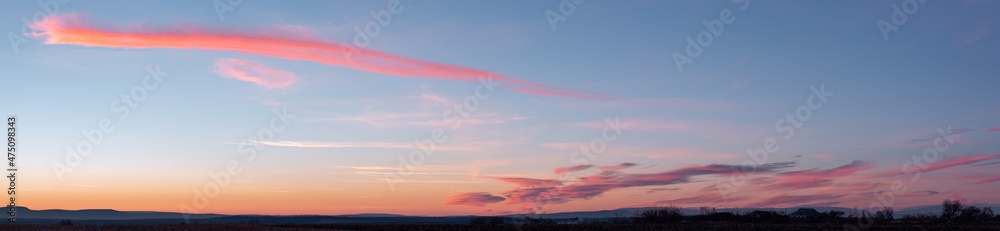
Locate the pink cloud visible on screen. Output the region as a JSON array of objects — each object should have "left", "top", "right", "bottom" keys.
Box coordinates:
[
  {"left": 261, "top": 98, "right": 283, "bottom": 106},
  {"left": 596, "top": 163, "right": 637, "bottom": 172},
  {"left": 911, "top": 153, "right": 999, "bottom": 172},
  {"left": 553, "top": 165, "right": 593, "bottom": 175},
  {"left": 453, "top": 157, "right": 992, "bottom": 210},
  {"left": 213, "top": 58, "right": 297, "bottom": 88},
  {"left": 552, "top": 163, "right": 637, "bottom": 175},
  {"left": 775, "top": 160, "right": 874, "bottom": 182},
  {"left": 30, "top": 13, "right": 611, "bottom": 99},
  {"left": 986, "top": 127, "right": 1000, "bottom": 132},
  {"left": 498, "top": 187, "right": 564, "bottom": 206},
  {"left": 644, "top": 188, "right": 680, "bottom": 194},
  {"left": 487, "top": 177, "right": 562, "bottom": 187},
  {"left": 871, "top": 153, "right": 1000, "bottom": 178},
  {"left": 971, "top": 176, "right": 1000, "bottom": 185},
  {"left": 443, "top": 192, "right": 505, "bottom": 207},
  {"left": 471, "top": 162, "right": 796, "bottom": 207}
]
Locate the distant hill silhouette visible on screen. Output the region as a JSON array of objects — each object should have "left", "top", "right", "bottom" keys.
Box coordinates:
[
  {"left": 10, "top": 203, "right": 974, "bottom": 225},
  {"left": 14, "top": 206, "right": 225, "bottom": 220}
]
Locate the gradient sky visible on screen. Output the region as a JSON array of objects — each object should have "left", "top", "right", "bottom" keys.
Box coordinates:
[{"left": 2, "top": 0, "right": 999, "bottom": 216}]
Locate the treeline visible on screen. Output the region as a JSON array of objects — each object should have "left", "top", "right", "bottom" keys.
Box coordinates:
[
  {"left": 922, "top": 199, "right": 995, "bottom": 223},
  {"left": 634, "top": 199, "right": 998, "bottom": 224},
  {"left": 470, "top": 199, "right": 1000, "bottom": 225}
]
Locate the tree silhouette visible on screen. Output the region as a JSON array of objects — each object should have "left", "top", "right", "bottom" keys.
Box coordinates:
[{"left": 942, "top": 199, "right": 962, "bottom": 222}]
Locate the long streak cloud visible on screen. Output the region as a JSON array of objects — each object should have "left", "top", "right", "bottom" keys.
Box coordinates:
[{"left": 30, "top": 13, "right": 613, "bottom": 99}]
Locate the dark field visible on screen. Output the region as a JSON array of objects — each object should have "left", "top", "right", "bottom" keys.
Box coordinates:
[{"left": 2, "top": 223, "right": 1000, "bottom": 231}]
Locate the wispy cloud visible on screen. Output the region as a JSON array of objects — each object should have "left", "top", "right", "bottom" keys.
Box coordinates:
[
  {"left": 324, "top": 111, "right": 528, "bottom": 129},
  {"left": 637, "top": 149, "right": 741, "bottom": 160},
  {"left": 443, "top": 192, "right": 505, "bottom": 207},
  {"left": 540, "top": 144, "right": 741, "bottom": 161},
  {"left": 255, "top": 141, "right": 416, "bottom": 149},
  {"left": 871, "top": 127, "right": 975, "bottom": 149},
  {"left": 252, "top": 140, "right": 508, "bottom": 151},
  {"left": 553, "top": 164, "right": 593, "bottom": 175},
  {"left": 551, "top": 163, "right": 638, "bottom": 175},
  {"left": 486, "top": 177, "right": 563, "bottom": 187},
  {"left": 31, "top": 13, "right": 611, "bottom": 99},
  {"left": 971, "top": 176, "right": 1000, "bottom": 185},
  {"left": 744, "top": 160, "right": 875, "bottom": 193},
  {"left": 506, "top": 87, "right": 614, "bottom": 100},
  {"left": 316, "top": 93, "right": 529, "bottom": 129},
  {"left": 776, "top": 160, "right": 874, "bottom": 181},
  {"left": 449, "top": 162, "right": 797, "bottom": 207},
  {"left": 907, "top": 128, "right": 974, "bottom": 144},
  {"left": 567, "top": 118, "right": 761, "bottom": 142},
  {"left": 351, "top": 171, "right": 469, "bottom": 177},
  {"left": 870, "top": 153, "right": 1000, "bottom": 178},
  {"left": 596, "top": 163, "right": 637, "bottom": 172},
  {"left": 558, "top": 98, "right": 738, "bottom": 110},
  {"left": 644, "top": 187, "right": 681, "bottom": 194},
  {"left": 213, "top": 58, "right": 297, "bottom": 88},
  {"left": 960, "top": 27, "right": 990, "bottom": 45}
]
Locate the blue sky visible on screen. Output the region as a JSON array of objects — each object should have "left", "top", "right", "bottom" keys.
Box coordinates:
[{"left": 1, "top": 0, "right": 998, "bottom": 215}]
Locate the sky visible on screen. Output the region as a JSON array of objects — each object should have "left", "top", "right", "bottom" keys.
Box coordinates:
[{"left": 1, "top": 0, "right": 999, "bottom": 216}]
